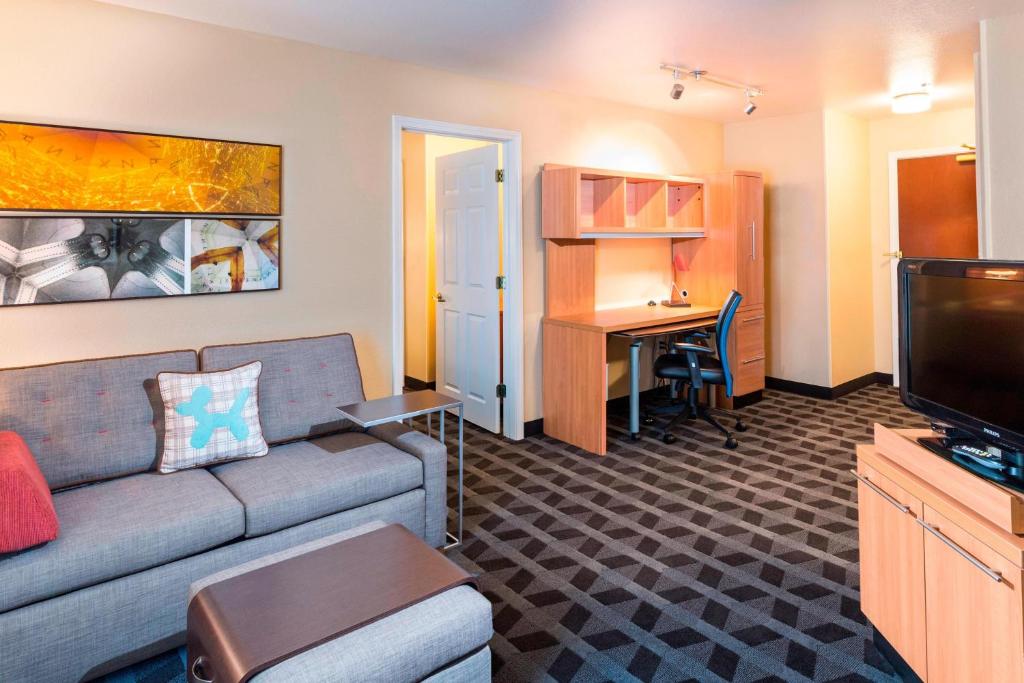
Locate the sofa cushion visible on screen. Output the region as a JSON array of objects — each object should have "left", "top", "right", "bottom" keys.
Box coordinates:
[
  {"left": 210, "top": 432, "right": 423, "bottom": 537},
  {"left": 0, "top": 468, "right": 244, "bottom": 613},
  {"left": 0, "top": 350, "right": 198, "bottom": 489},
  {"left": 200, "top": 334, "right": 364, "bottom": 444}
]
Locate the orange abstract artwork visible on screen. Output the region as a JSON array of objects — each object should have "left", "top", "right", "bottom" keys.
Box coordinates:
[{"left": 0, "top": 121, "right": 281, "bottom": 214}]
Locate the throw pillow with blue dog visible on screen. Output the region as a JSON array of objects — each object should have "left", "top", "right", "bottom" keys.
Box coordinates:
[{"left": 157, "top": 361, "right": 268, "bottom": 473}]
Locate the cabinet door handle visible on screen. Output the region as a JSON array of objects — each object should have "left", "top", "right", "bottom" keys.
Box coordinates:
[
  {"left": 916, "top": 518, "right": 1003, "bottom": 583},
  {"left": 750, "top": 221, "right": 756, "bottom": 261},
  {"left": 742, "top": 315, "right": 766, "bottom": 322},
  {"left": 849, "top": 469, "right": 911, "bottom": 514},
  {"left": 741, "top": 355, "right": 765, "bottom": 364}
]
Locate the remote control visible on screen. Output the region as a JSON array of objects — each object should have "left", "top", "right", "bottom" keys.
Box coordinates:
[{"left": 952, "top": 444, "right": 1004, "bottom": 469}]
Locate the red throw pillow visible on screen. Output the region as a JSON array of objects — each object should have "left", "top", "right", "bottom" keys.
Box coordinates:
[{"left": 0, "top": 431, "right": 59, "bottom": 553}]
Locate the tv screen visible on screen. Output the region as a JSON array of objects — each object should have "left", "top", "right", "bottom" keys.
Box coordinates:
[{"left": 900, "top": 259, "right": 1024, "bottom": 450}]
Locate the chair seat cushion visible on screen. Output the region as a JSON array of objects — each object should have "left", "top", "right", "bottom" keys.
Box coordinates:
[
  {"left": 210, "top": 433, "right": 423, "bottom": 538},
  {"left": 654, "top": 353, "right": 725, "bottom": 384},
  {"left": 0, "top": 469, "right": 244, "bottom": 613}
]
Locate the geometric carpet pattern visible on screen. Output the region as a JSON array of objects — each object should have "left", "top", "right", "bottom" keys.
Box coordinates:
[{"left": 106, "top": 385, "right": 926, "bottom": 683}]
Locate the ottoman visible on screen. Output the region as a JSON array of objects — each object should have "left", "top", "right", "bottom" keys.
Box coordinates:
[{"left": 187, "top": 521, "right": 493, "bottom": 683}]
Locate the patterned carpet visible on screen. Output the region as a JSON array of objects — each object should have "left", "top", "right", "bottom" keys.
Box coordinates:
[{"left": 105, "top": 385, "right": 926, "bottom": 683}]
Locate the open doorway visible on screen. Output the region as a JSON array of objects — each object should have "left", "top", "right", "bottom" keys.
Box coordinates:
[
  {"left": 391, "top": 117, "right": 524, "bottom": 440},
  {"left": 888, "top": 146, "right": 979, "bottom": 384}
]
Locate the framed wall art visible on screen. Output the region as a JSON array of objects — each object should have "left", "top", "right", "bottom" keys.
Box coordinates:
[
  {"left": 0, "top": 120, "right": 281, "bottom": 215},
  {"left": 0, "top": 216, "right": 281, "bottom": 306}
]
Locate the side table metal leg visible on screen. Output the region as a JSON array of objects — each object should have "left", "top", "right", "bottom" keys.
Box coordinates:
[
  {"left": 457, "top": 404, "right": 464, "bottom": 545},
  {"left": 427, "top": 412, "right": 432, "bottom": 438}
]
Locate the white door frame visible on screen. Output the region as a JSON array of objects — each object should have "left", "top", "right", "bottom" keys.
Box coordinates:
[
  {"left": 391, "top": 115, "right": 524, "bottom": 440},
  {"left": 888, "top": 146, "right": 980, "bottom": 386}
]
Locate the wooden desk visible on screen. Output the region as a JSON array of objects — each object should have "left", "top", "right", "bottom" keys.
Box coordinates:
[{"left": 542, "top": 305, "right": 719, "bottom": 455}]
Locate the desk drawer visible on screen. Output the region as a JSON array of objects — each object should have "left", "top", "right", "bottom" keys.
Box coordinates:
[{"left": 732, "top": 306, "right": 765, "bottom": 395}]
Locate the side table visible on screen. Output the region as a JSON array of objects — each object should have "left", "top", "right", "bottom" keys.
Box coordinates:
[{"left": 337, "top": 390, "right": 464, "bottom": 549}]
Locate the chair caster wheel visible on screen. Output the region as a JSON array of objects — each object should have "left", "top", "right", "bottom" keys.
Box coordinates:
[
  {"left": 725, "top": 437, "right": 738, "bottom": 449},
  {"left": 662, "top": 433, "right": 677, "bottom": 445},
  {"left": 642, "top": 415, "right": 655, "bottom": 426},
  {"left": 735, "top": 421, "right": 748, "bottom": 432}
]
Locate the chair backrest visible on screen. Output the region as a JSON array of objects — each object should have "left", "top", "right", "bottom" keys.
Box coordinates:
[{"left": 715, "top": 290, "right": 744, "bottom": 397}]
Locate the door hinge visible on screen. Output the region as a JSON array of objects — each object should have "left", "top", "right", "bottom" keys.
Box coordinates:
[
  {"left": 495, "top": 169, "right": 504, "bottom": 183},
  {"left": 495, "top": 275, "right": 507, "bottom": 290},
  {"left": 496, "top": 383, "right": 507, "bottom": 399}
]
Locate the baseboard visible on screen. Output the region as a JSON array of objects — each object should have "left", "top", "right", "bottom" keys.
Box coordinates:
[
  {"left": 524, "top": 418, "right": 544, "bottom": 438},
  {"left": 606, "top": 387, "right": 666, "bottom": 413},
  {"left": 731, "top": 391, "right": 763, "bottom": 409},
  {"left": 403, "top": 376, "right": 436, "bottom": 391},
  {"left": 873, "top": 372, "right": 894, "bottom": 386},
  {"left": 766, "top": 372, "right": 890, "bottom": 400}
]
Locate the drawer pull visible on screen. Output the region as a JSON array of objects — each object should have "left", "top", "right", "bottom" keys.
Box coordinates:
[
  {"left": 741, "top": 355, "right": 766, "bottom": 364},
  {"left": 916, "top": 519, "right": 1003, "bottom": 583},
  {"left": 742, "top": 315, "right": 766, "bottom": 322},
  {"left": 850, "top": 469, "right": 911, "bottom": 514}
]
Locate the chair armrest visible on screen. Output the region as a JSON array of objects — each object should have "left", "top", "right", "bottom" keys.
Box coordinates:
[
  {"left": 683, "top": 330, "right": 710, "bottom": 340},
  {"left": 366, "top": 423, "right": 446, "bottom": 548},
  {"left": 672, "top": 342, "right": 713, "bottom": 354}
]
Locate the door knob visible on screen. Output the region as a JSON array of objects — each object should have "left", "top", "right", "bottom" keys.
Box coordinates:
[
  {"left": 884, "top": 250, "right": 904, "bottom": 259},
  {"left": 435, "top": 293, "right": 447, "bottom": 303}
]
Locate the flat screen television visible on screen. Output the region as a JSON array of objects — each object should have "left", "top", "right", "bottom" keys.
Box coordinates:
[{"left": 899, "top": 258, "right": 1024, "bottom": 458}]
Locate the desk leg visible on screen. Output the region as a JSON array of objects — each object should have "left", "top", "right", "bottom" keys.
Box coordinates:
[{"left": 629, "top": 339, "right": 642, "bottom": 441}]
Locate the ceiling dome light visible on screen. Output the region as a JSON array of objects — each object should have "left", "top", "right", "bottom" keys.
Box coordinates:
[{"left": 892, "top": 91, "right": 932, "bottom": 114}]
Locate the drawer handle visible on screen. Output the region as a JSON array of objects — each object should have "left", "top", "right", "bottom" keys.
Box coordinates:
[
  {"left": 741, "top": 355, "right": 766, "bottom": 364},
  {"left": 916, "top": 519, "right": 1003, "bottom": 583},
  {"left": 742, "top": 315, "right": 766, "bottom": 322},
  {"left": 850, "top": 469, "right": 911, "bottom": 514}
]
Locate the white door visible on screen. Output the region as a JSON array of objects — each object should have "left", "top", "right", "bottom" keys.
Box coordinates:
[{"left": 434, "top": 145, "right": 501, "bottom": 432}]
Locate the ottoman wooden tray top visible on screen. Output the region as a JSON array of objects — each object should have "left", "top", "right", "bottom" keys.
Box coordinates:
[{"left": 187, "top": 523, "right": 478, "bottom": 683}]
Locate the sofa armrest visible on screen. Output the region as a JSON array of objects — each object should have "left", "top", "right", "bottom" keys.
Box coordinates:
[{"left": 367, "top": 423, "right": 447, "bottom": 548}]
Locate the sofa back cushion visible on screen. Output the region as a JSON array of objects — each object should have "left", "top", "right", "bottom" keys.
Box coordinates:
[
  {"left": 200, "top": 334, "right": 365, "bottom": 444},
  {"left": 0, "top": 351, "right": 198, "bottom": 490}
]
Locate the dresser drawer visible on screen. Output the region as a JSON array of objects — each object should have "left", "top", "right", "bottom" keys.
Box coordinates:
[{"left": 731, "top": 306, "right": 765, "bottom": 395}]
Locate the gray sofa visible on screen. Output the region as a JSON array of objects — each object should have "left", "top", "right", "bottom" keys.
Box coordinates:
[{"left": 0, "top": 334, "right": 451, "bottom": 682}]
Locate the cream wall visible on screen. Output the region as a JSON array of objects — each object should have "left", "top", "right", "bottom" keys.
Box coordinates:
[
  {"left": 1, "top": 0, "right": 723, "bottom": 423},
  {"left": 823, "top": 110, "right": 874, "bottom": 386},
  {"left": 401, "top": 131, "right": 430, "bottom": 382},
  {"left": 724, "top": 112, "right": 831, "bottom": 387},
  {"left": 867, "top": 108, "right": 976, "bottom": 375},
  {"left": 979, "top": 12, "right": 1024, "bottom": 258}
]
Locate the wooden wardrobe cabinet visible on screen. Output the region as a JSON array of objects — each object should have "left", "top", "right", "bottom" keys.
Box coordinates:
[
  {"left": 676, "top": 170, "right": 765, "bottom": 399},
  {"left": 857, "top": 426, "right": 1024, "bottom": 682}
]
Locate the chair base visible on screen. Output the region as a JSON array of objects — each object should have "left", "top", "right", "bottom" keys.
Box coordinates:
[{"left": 647, "top": 385, "right": 745, "bottom": 449}]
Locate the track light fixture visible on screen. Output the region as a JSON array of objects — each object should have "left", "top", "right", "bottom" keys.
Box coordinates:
[
  {"left": 743, "top": 91, "right": 757, "bottom": 115},
  {"left": 660, "top": 63, "right": 764, "bottom": 113},
  {"left": 669, "top": 69, "right": 685, "bottom": 99}
]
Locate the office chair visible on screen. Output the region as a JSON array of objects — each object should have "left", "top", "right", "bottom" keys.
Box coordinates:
[{"left": 648, "top": 289, "right": 747, "bottom": 448}]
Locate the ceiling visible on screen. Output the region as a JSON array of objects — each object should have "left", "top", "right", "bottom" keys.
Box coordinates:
[{"left": 97, "top": 0, "right": 1021, "bottom": 122}]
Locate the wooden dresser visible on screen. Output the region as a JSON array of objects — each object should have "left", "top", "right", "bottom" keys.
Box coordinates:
[{"left": 857, "top": 425, "right": 1024, "bottom": 682}]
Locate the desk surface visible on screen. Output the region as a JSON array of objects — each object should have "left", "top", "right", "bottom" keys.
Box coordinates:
[{"left": 544, "top": 304, "right": 720, "bottom": 334}]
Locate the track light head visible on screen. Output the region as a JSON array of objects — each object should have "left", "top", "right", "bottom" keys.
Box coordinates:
[
  {"left": 670, "top": 82, "right": 685, "bottom": 100},
  {"left": 743, "top": 90, "right": 757, "bottom": 115}
]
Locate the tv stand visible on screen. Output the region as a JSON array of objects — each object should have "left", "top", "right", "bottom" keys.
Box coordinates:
[{"left": 855, "top": 425, "right": 1024, "bottom": 682}]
